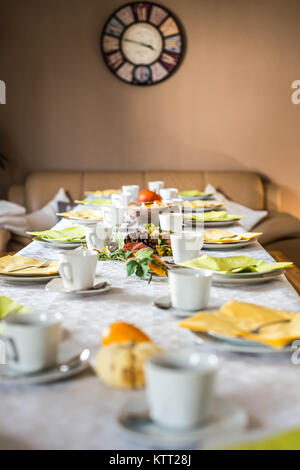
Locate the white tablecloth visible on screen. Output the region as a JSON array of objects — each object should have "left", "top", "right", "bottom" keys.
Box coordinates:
[{"left": 0, "top": 218, "right": 300, "bottom": 449}]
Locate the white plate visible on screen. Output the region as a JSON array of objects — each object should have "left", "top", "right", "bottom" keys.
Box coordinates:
[
  {"left": 180, "top": 195, "right": 214, "bottom": 201},
  {"left": 59, "top": 216, "right": 101, "bottom": 226},
  {"left": 191, "top": 331, "right": 294, "bottom": 354},
  {"left": 0, "top": 273, "right": 59, "bottom": 284},
  {"left": 117, "top": 395, "right": 247, "bottom": 448},
  {"left": 153, "top": 295, "right": 224, "bottom": 317},
  {"left": 203, "top": 239, "right": 259, "bottom": 250},
  {"left": 212, "top": 269, "right": 284, "bottom": 285},
  {"left": 36, "top": 239, "right": 84, "bottom": 249},
  {"left": 184, "top": 219, "right": 239, "bottom": 228},
  {"left": 183, "top": 206, "right": 224, "bottom": 213},
  {"left": 46, "top": 278, "right": 112, "bottom": 296},
  {"left": 0, "top": 339, "right": 90, "bottom": 385}
]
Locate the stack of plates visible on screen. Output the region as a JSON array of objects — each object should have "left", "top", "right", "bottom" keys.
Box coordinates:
[
  {"left": 204, "top": 238, "right": 259, "bottom": 250},
  {"left": 36, "top": 238, "right": 85, "bottom": 249},
  {"left": 212, "top": 269, "right": 283, "bottom": 285},
  {"left": 0, "top": 270, "right": 60, "bottom": 284}
]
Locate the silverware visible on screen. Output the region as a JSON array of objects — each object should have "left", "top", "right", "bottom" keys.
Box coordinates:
[
  {"left": 7, "top": 260, "right": 52, "bottom": 273},
  {"left": 154, "top": 298, "right": 172, "bottom": 309},
  {"left": 249, "top": 319, "right": 291, "bottom": 334}
]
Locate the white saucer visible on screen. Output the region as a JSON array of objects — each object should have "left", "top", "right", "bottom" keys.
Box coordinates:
[
  {"left": 153, "top": 295, "right": 223, "bottom": 317},
  {"left": 46, "top": 277, "right": 112, "bottom": 296},
  {"left": 192, "top": 331, "right": 294, "bottom": 355},
  {"left": 0, "top": 338, "right": 90, "bottom": 385},
  {"left": 182, "top": 206, "right": 223, "bottom": 213},
  {"left": 117, "top": 395, "right": 247, "bottom": 448}
]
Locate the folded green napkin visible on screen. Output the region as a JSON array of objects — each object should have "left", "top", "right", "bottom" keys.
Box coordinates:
[
  {"left": 178, "top": 255, "right": 293, "bottom": 274},
  {"left": 27, "top": 226, "right": 85, "bottom": 242},
  {"left": 0, "top": 296, "right": 30, "bottom": 332},
  {"left": 184, "top": 211, "right": 243, "bottom": 222},
  {"left": 223, "top": 427, "right": 300, "bottom": 450},
  {"left": 179, "top": 190, "right": 213, "bottom": 197},
  {"left": 75, "top": 198, "right": 112, "bottom": 206}
]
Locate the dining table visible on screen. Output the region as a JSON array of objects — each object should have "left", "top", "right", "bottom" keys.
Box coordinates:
[{"left": 0, "top": 211, "right": 300, "bottom": 450}]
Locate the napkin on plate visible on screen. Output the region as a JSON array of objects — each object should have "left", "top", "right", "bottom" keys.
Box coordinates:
[
  {"left": 57, "top": 209, "right": 103, "bottom": 220},
  {"left": 184, "top": 211, "right": 244, "bottom": 222},
  {"left": 178, "top": 254, "right": 293, "bottom": 273},
  {"left": 179, "top": 300, "right": 300, "bottom": 348},
  {"left": 179, "top": 190, "right": 213, "bottom": 197},
  {"left": 27, "top": 226, "right": 85, "bottom": 241},
  {"left": 75, "top": 198, "right": 112, "bottom": 206},
  {"left": 0, "top": 255, "right": 59, "bottom": 276},
  {"left": 203, "top": 229, "right": 262, "bottom": 243},
  {"left": 0, "top": 296, "right": 30, "bottom": 332}
]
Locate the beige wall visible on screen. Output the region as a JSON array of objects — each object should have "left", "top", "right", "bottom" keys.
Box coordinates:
[{"left": 0, "top": 0, "right": 300, "bottom": 216}]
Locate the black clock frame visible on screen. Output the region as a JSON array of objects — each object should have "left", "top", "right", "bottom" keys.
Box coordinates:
[{"left": 100, "top": 1, "right": 186, "bottom": 86}]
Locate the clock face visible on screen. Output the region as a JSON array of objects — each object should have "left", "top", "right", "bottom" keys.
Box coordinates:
[{"left": 101, "top": 2, "right": 184, "bottom": 86}]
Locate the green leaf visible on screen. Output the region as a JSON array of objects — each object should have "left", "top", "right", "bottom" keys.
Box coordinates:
[
  {"left": 135, "top": 247, "right": 153, "bottom": 260},
  {"left": 126, "top": 259, "right": 138, "bottom": 276}
]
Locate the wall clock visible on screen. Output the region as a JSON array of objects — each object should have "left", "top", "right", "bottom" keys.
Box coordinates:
[{"left": 101, "top": 2, "right": 184, "bottom": 86}]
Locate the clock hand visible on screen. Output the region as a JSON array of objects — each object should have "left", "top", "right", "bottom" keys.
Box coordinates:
[{"left": 124, "top": 38, "right": 155, "bottom": 51}]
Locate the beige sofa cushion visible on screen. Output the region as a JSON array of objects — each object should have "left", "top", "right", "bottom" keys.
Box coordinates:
[
  {"left": 255, "top": 211, "right": 300, "bottom": 245},
  {"left": 25, "top": 171, "right": 82, "bottom": 212},
  {"left": 10, "top": 170, "right": 267, "bottom": 211}
]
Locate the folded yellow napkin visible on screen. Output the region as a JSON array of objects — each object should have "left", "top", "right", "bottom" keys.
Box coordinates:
[
  {"left": 184, "top": 211, "right": 243, "bottom": 222},
  {"left": 27, "top": 226, "right": 85, "bottom": 242},
  {"left": 0, "top": 255, "right": 58, "bottom": 276},
  {"left": 179, "top": 300, "right": 300, "bottom": 348},
  {"left": 85, "top": 189, "right": 120, "bottom": 196},
  {"left": 204, "top": 229, "right": 262, "bottom": 243},
  {"left": 183, "top": 201, "right": 224, "bottom": 209},
  {"left": 179, "top": 190, "right": 213, "bottom": 197},
  {"left": 178, "top": 254, "right": 293, "bottom": 273},
  {"left": 75, "top": 198, "right": 112, "bottom": 206},
  {"left": 57, "top": 209, "right": 103, "bottom": 221},
  {"left": 0, "top": 296, "right": 30, "bottom": 332},
  {"left": 223, "top": 427, "right": 300, "bottom": 450}
]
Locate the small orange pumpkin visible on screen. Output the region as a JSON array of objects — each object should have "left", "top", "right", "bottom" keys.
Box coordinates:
[{"left": 102, "top": 321, "right": 151, "bottom": 346}]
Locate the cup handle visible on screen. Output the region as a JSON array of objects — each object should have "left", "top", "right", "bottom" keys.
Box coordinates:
[
  {"left": 59, "top": 262, "right": 73, "bottom": 283},
  {"left": 0, "top": 335, "right": 19, "bottom": 362}
]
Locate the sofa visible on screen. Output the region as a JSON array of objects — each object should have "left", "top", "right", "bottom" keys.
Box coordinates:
[{"left": 2, "top": 170, "right": 300, "bottom": 267}]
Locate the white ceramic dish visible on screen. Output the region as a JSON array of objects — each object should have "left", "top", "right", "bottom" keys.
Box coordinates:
[
  {"left": 183, "top": 206, "right": 223, "bottom": 213},
  {"left": 46, "top": 278, "right": 112, "bottom": 296},
  {"left": 191, "top": 331, "right": 294, "bottom": 354},
  {"left": 36, "top": 239, "right": 84, "bottom": 249},
  {"left": 212, "top": 269, "right": 284, "bottom": 285},
  {"left": 0, "top": 339, "right": 90, "bottom": 385},
  {"left": 59, "top": 216, "right": 101, "bottom": 226},
  {"left": 203, "top": 239, "right": 259, "bottom": 250},
  {"left": 180, "top": 195, "right": 214, "bottom": 201},
  {"left": 117, "top": 395, "right": 247, "bottom": 448},
  {"left": 184, "top": 219, "right": 239, "bottom": 228},
  {"left": 0, "top": 273, "right": 59, "bottom": 284},
  {"left": 153, "top": 295, "right": 224, "bottom": 317}
]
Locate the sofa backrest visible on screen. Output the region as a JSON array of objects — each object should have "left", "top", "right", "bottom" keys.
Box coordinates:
[{"left": 8, "top": 170, "right": 269, "bottom": 212}]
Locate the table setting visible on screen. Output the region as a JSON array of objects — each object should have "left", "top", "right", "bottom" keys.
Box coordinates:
[{"left": 0, "top": 180, "right": 300, "bottom": 450}]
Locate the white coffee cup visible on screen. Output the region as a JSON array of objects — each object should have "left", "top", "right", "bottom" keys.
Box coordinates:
[
  {"left": 102, "top": 206, "right": 125, "bottom": 228},
  {"left": 0, "top": 312, "right": 63, "bottom": 373},
  {"left": 148, "top": 181, "right": 164, "bottom": 193},
  {"left": 84, "top": 223, "right": 113, "bottom": 251},
  {"left": 170, "top": 231, "right": 203, "bottom": 263},
  {"left": 59, "top": 249, "right": 98, "bottom": 291},
  {"left": 159, "top": 188, "right": 179, "bottom": 201},
  {"left": 145, "top": 351, "right": 218, "bottom": 429},
  {"left": 159, "top": 213, "right": 183, "bottom": 233},
  {"left": 122, "top": 185, "right": 140, "bottom": 202},
  {"left": 111, "top": 194, "right": 121, "bottom": 207},
  {"left": 168, "top": 268, "right": 212, "bottom": 311}
]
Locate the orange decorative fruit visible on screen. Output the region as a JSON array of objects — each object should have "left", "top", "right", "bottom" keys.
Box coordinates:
[
  {"left": 137, "top": 189, "right": 162, "bottom": 203},
  {"left": 102, "top": 321, "right": 151, "bottom": 346}
]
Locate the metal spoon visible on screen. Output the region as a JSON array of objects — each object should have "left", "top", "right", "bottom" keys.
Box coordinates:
[{"left": 71, "top": 281, "right": 109, "bottom": 294}]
